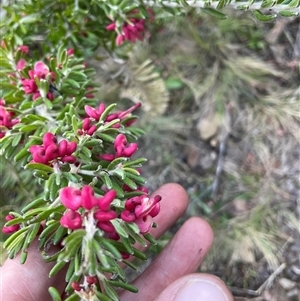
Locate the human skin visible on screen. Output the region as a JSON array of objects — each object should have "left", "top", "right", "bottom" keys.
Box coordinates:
[{"left": 0, "top": 183, "right": 234, "bottom": 301}]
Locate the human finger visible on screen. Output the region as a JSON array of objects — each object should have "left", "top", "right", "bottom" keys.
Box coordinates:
[
  {"left": 120, "top": 217, "right": 214, "bottom": 301},
  {"left": 0, "top": 240, "right": 66, "bottom": 301},
  {"left": 154, "top": 273, "right": 234, "bottom": 301}
]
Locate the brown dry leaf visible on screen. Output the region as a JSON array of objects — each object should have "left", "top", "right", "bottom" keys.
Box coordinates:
[{"left": 197, "top": 113, "right": 221, "bottom": 141}]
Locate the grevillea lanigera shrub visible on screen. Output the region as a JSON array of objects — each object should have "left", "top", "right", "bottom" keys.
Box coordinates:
[
  {"left": 1, "top": 0, "right": 298, "bottom": 300},
  {"left": 0, "top": 39, "right": 162, "bottom": 300}
]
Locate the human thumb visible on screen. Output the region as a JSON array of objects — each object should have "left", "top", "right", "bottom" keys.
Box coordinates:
[{"left": 154, "top": 274, "right": 234, "bottom": 301}]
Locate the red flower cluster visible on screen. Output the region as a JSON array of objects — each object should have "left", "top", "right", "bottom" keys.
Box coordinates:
[
  {"left": 17, "top": 45, "right": 29, "bottom": 54},
  {"left": 121, "top": 194, "right": 161, "bottom": 234},
  {"left": 21, "top": 61, "right": 55, "bottom": 100},
  {"left": 0, "top": 100, "right": 19, "bottom": 138},
  {"left": 106, "top": 15, "right": 146, "bottom": 46},
  {"left": 101, "top": 134, "right": 138, "bottom": 162},
  {"left": 79, "top": 102, "right": 141, "bottom": 136},
  {"left": 29, "top": 132, "right": 77, "bottom": 165},
  {"left": 2, "top": 214, "right": 20, "bottom": 234},
  {"left": 60, "top": 185, "right": 161, "bottom": 235},
  {"left": 60, "top": 186, "right": 118, "bottom": 236}
]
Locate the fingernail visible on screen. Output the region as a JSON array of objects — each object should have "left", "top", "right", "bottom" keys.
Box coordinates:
[{"left": 174, "top": 278, "right": 230, "bottom": 301}]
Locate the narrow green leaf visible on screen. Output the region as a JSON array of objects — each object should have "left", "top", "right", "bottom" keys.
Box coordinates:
[
  {"left": 103, "top": 280, "right": 119, "bottom": 301},
  {"left": 95, "top": 291, "right": 112, "bottom": 301},
  {"left": 252, "top": 10, "right": 277, "bottom": 21},
  {"left": 11, "top": 133, "right": 22, "bottom": 147},
  {"left": 99, "top": 103, "right": 117, "bottom": 122},
  {"left": 32, "top": 205, "right": 64, "bottom": 223},
  {"left": 25, "top": 163, "right": 54, "bottom": 173},
  {"left": 201, "top": 8, "right": 228, "bottom": 19},
  {"left": 49, "top": 260, "right": 67, "bottom": 277},
  {"left": 48, "top": 286, "right": 62, "bottom": 301},
  {"left": 143, "top": 233, "right": 157, "bottom": 245},
  {"left": 19, "top": 124, "right": 40, "bottom": 132},
  {"left": 21, "top": 197, "right": 45, "bottom": 213},
  {"left": 92, "top": 239, "right": 110, "bottom": 268},
  {"left": 122, "top": 176, "right": 137, "bottom": 190},
  {"left": 53, "top": 226, "right": 68, "bottom": 245},
  {"left": 62, "top": 172, "right": 81, "bottom": 184},
  {"left": 64, "top": 78, "right": 80, "bottom": 89},
  {"left": 25, "top": 223, "right": 41, "bottom": 245},
  {"left": 110, "top": 219, "right": 129, "bottom": 238},
  {"left": 80, "top": 146, "right": 91, "bottom": 158},
  {"left": 102, "top": 173, "right": 113, "bottom": 189},
  {"left": 19, "top": 13, "right": 40, "bottom": 24},
  {"left": 34, "top": 170, "right": 49, "bottom": 180},
  {"left": 64, "top": 293, "right": 80, "bottom": 301},
  {"left": 111, "top": 180, "right": 124, "bottom": 197},
  {"left": 98, "top": 237, "right": 122, "bottom": 260},
  {"left": 122, "top": 157, "right": 147, "bottom": 168},
  {"left": 279, "top": 10, "right": 299, "bottom": 16},
  {"left": 65, "top": 259, "right": 75, "bottom": 282},
  {"left": 122, "top": 259, "right": 138, "bottom": 270},
  {"left": 107, "top": 157, "right": 128, "bottom": 170},
  {"left": 109, "top": 168, "right": 125, "bottom": 180},
  {"left": 108, "top": 280, "right": 138, "bottom": 293},
  {"left": 19, "top": 249, "right": 28, "bottom": 264},
  {"left": 3, "top": 227, "right": 29, "bottom": 250},
  {"left": 96, "top": 132, "right": 115, "bottom": 143},
  {"left": 39, "top": 220, "right": 60, "bottom": 239}
]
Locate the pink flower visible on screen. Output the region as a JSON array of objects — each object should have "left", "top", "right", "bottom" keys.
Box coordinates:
[
  {"left": 60, "top": 210, "right": 82, "bottom": 229},
  {"left": 135, "top": 195, "right": 161, "bottom": 218},
  {"left": 60, "top": 187, "right": 82, "bottom": 210},
  {"left": 34, "top": 61, "right": 50, "bottom": 79},
  {"left": 17, "top": 59, "right": 27, "bottom": 70},
  {"left": 22, "top": 78, "right": 38, "bottom": 94},
  {"left": 114, "top": 134, "right": 138, "bottom": 158},
  {"left": 18, "top": 45, "right": 29, "bottom": 54},
  {"left": 0, "top": 106, "right": 19, "bottom": 128},
  {"left": 21, "top": 61, "right": 55, "bottom": 101},
  {"left": 2, "top": 214, "right": 20, "bottom": 234},
  {"left": 106, "top": 12, "right": 147, "bottom": 46},
  {"left": 0, "top": 106, "right": 19, "bottom": 138},
  {"left": 98, "top": 190, "right": 116, "bottom": 211},
  {"left": 67, "top": 48, "right": 74, "bottom": 56},
  {"left": 29, "top": 132, "right": 77, "bottom": 165},
  {"left": 81, "top": 185, "right": 97, "bottom": 210},
  {"left": 121, "top": 194, "right": 162, "bottom": 234},
  {"left": 135, "top": 215, "right": 153, "bottom": 234},
  {"left": 85, "top": 103, "right": 105, "bottom": 121}
]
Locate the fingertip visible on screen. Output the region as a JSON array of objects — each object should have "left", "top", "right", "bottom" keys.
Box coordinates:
[
  {"left": 184, "top": 217, "right": 214, "bottom": 250},
  {"left": 154, "top": 182, "right": 189, "bottom": 209},
  {"left": 150, "top": 183, "right": 189, "bottom": 238},
  {"left": 155, "top": 273, "right": 234, "bottom": 301}
]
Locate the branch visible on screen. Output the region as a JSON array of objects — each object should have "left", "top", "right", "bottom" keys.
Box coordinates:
[{"left": 144, "top": 0, "right": 300, "bottom": 15}]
